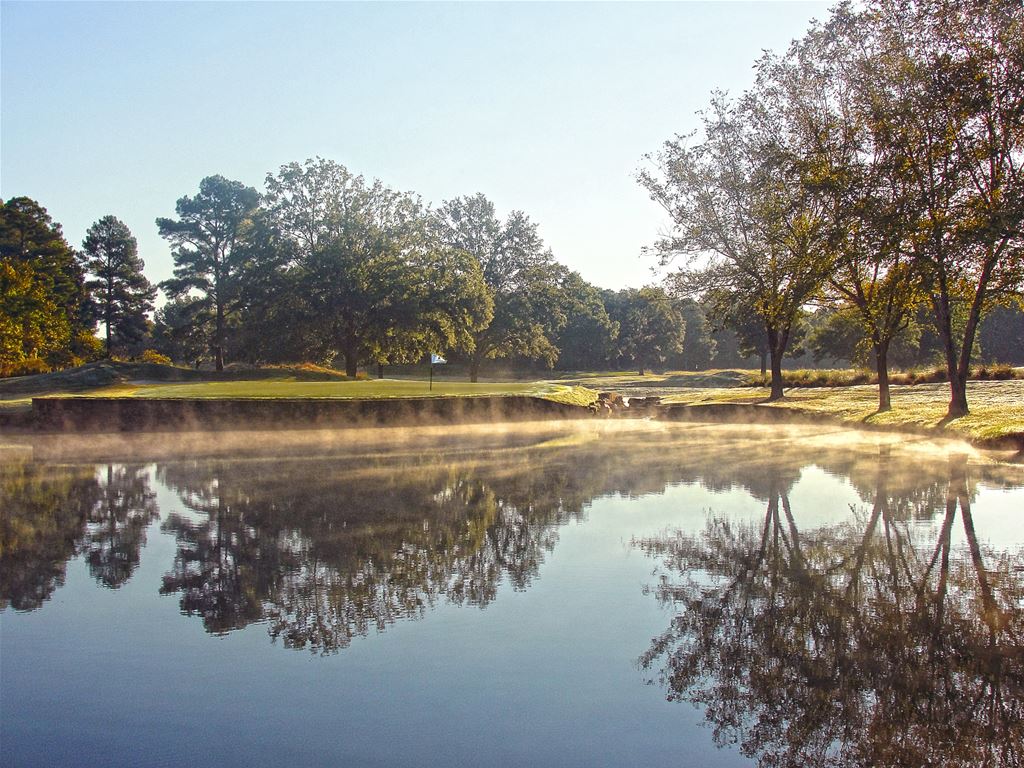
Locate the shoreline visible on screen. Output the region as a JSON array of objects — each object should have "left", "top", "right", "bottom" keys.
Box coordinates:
[
  {"left": 657, "top": 401, "right": 1024, "bottom": 454},
  {"left": 2, "top": 391, "right": 1021, "bottom": 456}
]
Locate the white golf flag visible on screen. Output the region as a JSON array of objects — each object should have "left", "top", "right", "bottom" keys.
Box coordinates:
[{"left": 431, "top": 354, "right": 447, "bottom": 364}]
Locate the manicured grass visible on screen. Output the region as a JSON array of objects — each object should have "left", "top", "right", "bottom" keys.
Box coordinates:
[
  {"left": 42, "top": 377, "right": 601, "bottom": 406},
  {"left": 661, "top": 379, "right": 1024, "bottom": 444}
]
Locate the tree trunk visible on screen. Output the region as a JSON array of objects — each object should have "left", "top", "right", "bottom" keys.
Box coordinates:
[
  {"left": 768, "top": 350, "right": 784, "bottom": 401},
  {"left": 759, "top": 353, "right": 767, "bottom": 376},
  {"left": 947, "top": 374, "right": 969, "bottom": 418},
  {"left": 766, "top": 328, "right": 784, "bottom": 401},
  {"left": 932, "top": 290, "right": 968, "bottom": 418},
  {"left": 377, "top": 363, "right": 384, "bottom": 379},
  {"left": 344, "top": 351, "right": 357, "bottom": 378},
  {"left": 874, "top": 338, "right": 891, "bottom": 413},
  {"left": 469, "top": 357, "right": 480, "bottom": 383},
  {"left": 638, "top": 366, "right": 645, "bottom": 376},
  {"left": 214, "top": 300, "right": 225, "bottom": 372},
  {"left": 104, "top": 270, "right": 114, "bottom": 358}
]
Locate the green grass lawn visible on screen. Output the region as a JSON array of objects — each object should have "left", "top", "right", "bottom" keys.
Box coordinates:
[
  {"left": 660, "top": 379, "right": 1024, "bottom": 444},
  {"left": 35, "top": 377, "right": 601, "bottom": 407}
]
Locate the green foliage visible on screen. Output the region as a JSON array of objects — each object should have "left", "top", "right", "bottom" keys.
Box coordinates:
[
  {"left": 0, "top": 197, "right": 93, "bottom": 374},
  {"left": 641, "top": 91, "right": 834, "bottom": 397},
  {"left": 979, "top": 304, "right": 1024, "bottom": 365},
  {"left": 259, "top": 158, "right": 493, "bottom": 376},
  {"left": 672, "top": 297, "right": 715, "bottom": 371},
  {"left": 605, "top": 286, "right": 685, "bottom": 375},
  {"left": 140, "top": 349, "right": 173, "bottom": 366},
  {"left": 151, "top": 296, "right": 212, "bottom": 367},
  {"left": 157, "top": 175, "right": 261, "bottom": 371},
  {"left": 82, "top": 216, "right": 156, "bottom": 356},
  {"left": 434, "top": 193, "right": 566, "bottom": 380},
  {"left": 550, "top": 272, "right": 618, "bottom": 370}
]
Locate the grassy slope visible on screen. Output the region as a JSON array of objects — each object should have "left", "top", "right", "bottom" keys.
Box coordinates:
[
  {"left": 0, "top": 361, "right": 601, "bottom": 411},
  {"left": 660, "top": 379, "right": 1024, "bottom": 443},
  {"left": 80, "top": 379, "right": 601, "bottom": 405}
]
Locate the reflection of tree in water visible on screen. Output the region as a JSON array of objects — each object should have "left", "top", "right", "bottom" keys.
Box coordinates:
[
  {"left": 156, "top": 446, "right": 613, "bottom": 653},
  {"left": 0, "top": 463, "right": 157, "bottom": 610},
  {"left": 636, "top": 454, "right": 1024, "bottom": 768},
  {"left": 83, "top": 465, "right": 159, "bottom": 588},
  {"left": 153, "top": 426, "right": 844, "bottom": 654}
]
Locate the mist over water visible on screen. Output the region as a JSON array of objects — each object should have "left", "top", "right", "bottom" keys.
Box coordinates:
[{"left": 2, "top": 421, "right": 1021, "bottom": 767}]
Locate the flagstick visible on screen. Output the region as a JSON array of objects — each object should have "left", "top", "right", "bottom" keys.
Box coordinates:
[{"left": 429, "top": 364, "right": 433, "bottom": 392}]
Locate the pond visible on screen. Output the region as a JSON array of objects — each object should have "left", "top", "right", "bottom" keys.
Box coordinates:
[{"left": 2, "top": 421, "right": 1022, "bottom": 767}]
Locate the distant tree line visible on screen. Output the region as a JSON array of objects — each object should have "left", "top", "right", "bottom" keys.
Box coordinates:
[
  {"left": 3, "top": 168, "right": 1022, "bottom": 381},
  {"left": 1, "top": 159, "right": 763, "bottom": 379},
  {"left": 641, "top": 0, "right": 1023, "bottom": 416},
  {"left": 147, "top": 160, "right": 700, "bottom": 378}
]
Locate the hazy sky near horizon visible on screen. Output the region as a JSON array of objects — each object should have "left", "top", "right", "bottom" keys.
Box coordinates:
[{"left": 2, "top": 1, "right": 828, "bottom": 292}]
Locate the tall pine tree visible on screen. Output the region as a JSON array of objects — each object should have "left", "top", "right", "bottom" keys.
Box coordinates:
[{"left": 83, "top": 216, "right": 156, "bottom": 356}]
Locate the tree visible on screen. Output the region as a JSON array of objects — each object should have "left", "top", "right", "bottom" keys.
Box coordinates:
[
  {"left": 157, "top": 176, "right": 260, "bottom": 371},
  {"left": 151, "top": 297, "right": 211, "bottom": 367},
  {"left": 263, "top": 158, "right": 491, "bottom": 376},
  {"left": 640, "top": 90, "right": 834, "bottom": 400},
  {"left": 674, "top": 297, "right": 716, "bottom": 371},
  {"left": 551, "top": 272, "right": 618, "bottom": 371},
  {"left": 979, "top": 303, "right": 1024, "bottom": 365},
  {"left": 434, "top": 194, "right": 566, "bottom": 381},
  {"left": 854, "top": 0, "right": 1024, "bottom": 416},
  {"left": 763, "top": 19, "right": 925, "bottom": 411},
  {"left": 82, "top": 216, "right": 156, "bottom": 356},
  {"left": 0, "top": 197, "right": 94, "bottom": 373},
  {"left": 606, "top": 287, "right": 685, "bottom": 375}
]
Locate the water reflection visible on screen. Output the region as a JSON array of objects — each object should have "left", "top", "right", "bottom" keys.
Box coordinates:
[
  {"left": 0, "top": 462, "right": 157, "bottom": 609},
  {"left": 156, "top": 452, "right": 591, "bottom": 651},
  {"left": 636, "top": 452, "right": 1024, "bottom": 767}
]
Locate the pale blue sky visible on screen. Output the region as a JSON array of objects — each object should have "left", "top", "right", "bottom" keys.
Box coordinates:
[{"left": 1, "top": 1, "right": 827, "bottom": 291}]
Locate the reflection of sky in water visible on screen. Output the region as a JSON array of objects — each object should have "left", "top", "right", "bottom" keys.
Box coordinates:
[{"left": 2, "top": 422, "right": 1021, "bottom": 768}]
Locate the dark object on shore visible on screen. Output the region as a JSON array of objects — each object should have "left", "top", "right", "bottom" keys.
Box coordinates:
[{"left": 589, "top": 391, "right": 627, "bottom": 417}]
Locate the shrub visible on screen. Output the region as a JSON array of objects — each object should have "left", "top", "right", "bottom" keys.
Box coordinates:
[
  {"left": 140, "top": 349, "right": 173, "bottom": 366},
  {"left": 0, "top": 356, "right": 51, "bottom": 377},
  {"left": 744, "top": 364, "right": 1021, "bottom": 389}
]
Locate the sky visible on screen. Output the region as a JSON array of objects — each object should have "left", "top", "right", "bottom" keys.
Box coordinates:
[{"left": 1, "top": 1, "right": 828, "bottom": 293}]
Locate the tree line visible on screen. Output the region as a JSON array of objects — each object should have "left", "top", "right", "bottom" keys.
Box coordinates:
[
  {"left": 150, "top": 160, "right": 701, "bottom": 379},
  {"left": 641, "top": 0, "right": 1023, "bottom": 416},
  {"left": 0, "top": 162, "right": 732, "bottom": 379}
]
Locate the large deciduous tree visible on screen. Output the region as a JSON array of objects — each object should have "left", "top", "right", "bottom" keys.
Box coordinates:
[
  {"left": 82, "top": 216, "right": 156, "bottom": 356},
  {"left": 641, "top": 92, "right": 834, "bottom": 400},
  {"left": 868, "top": 0, "right": 1024, "bottom": 417},
  {"left": 157, "top": 175, "right": 260, "bottom": 371},
  {"left": 263, "top": 158, "right": 490, "bottom": 376},
  {"left": 434, "top": 194, "right": 565, "bottom": 382},
  {"left": 762, "top": 20, "right": 925, "bottom": 411}
]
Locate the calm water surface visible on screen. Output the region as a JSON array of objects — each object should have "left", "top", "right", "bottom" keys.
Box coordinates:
[{"left": 2, "top": 421, "right": 1022, "bottom": 767}]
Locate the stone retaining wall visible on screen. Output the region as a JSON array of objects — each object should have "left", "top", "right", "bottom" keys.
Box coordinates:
[{"left": 30, "top": 396, "right": 591, "bottom": 432}]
